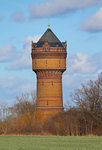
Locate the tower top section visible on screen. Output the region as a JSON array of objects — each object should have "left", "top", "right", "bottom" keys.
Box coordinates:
[{"left": 32, "top": 28, "right": 66, "bottom": 49}]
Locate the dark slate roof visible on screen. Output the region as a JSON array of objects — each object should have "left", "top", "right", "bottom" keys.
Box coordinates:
[{"left": 33, "top": 28, "right": 65, "bottom": 48}]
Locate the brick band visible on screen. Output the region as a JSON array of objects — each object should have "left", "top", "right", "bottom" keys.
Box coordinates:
[
  {"left": 37, "top": 71, "right": 62, "bottom": 79},
  {"left": 32, "top": 52, "right": 66, "bottom": 59}
]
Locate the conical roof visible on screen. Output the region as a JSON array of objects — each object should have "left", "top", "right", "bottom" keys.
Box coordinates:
[
  {"left": 38, "top": 28, "right": 61, "bottom": 43},
  {"left": 34, "top": 28, "right": 64, "bottom": 48}
]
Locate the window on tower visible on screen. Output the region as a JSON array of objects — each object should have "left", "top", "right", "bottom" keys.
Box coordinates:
[
  {"left": 45, "top": 60, "right": 48, "bottom": 67},
  {"left": 59, "top": 60, "right": 61, "bottom": 67},
  {"left": 45, "top": 46, "right": 48, "bottom": 51},
  {"left": 47, "top": 101, "right": 48, "bottom": 106},
  {"left": 52, "top": 81, "right": 53, "bottom": 86},
  {"left": 46, "top": 60, "right": 47, "bottom": 64}
]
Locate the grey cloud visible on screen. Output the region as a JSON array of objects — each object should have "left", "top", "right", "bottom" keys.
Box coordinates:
[
  {"left": 29, "top": 0, "right": 98, "bottom": 18},
  {"left": 7, "top": 35, "right": 41, "bottom": 70},
  {"left": 67, "top": 52, "right": 96, "bottom": 74},
  {"left": 81, "top": 7, "right": 102, "bottom": 32},
  {"left": 63, "top": 51, "right": 102, "bottom": 99},
  {"left": 0, "top": 45, "right": 17, "bottom": 62},
  {"left": 88, "top": 51, "right": 102, "bottom": 71},
  {"left": 0, "top": 75, "right": 35, "bottom": 104},
  {"left": 12, "top": 12, "right": 25, "bottom": 22},
  {"left": 64, "top": 51, "right": 102, "bottom": 80},
  {"left": 7, "top": 45, "right": 31, "bottom": 70}
]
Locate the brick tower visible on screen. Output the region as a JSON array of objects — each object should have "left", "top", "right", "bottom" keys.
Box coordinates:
[{"left": 31, "top": 28, "right": 67, "bottom": 121}]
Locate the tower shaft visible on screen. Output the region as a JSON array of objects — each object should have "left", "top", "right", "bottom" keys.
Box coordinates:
[{"left": 36, "top": 71, "right": 63, "bottom": 120}]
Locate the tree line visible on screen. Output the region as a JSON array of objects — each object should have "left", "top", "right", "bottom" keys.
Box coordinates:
[{"left": 0, "top": 73, "right": 102, "bottom": 135}]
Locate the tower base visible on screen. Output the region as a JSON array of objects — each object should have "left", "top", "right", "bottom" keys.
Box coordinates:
[{"left": 34, "top": 107, "right": 64, "bottom": 123}]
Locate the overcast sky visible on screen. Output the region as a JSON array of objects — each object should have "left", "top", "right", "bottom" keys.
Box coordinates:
[{"left": 0, "top": 0, "right": 102, "bottom": 105}]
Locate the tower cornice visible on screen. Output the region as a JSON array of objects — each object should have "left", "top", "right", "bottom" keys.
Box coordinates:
[{"left": 31, "top": 51, "right": 67, "bottom": 59}]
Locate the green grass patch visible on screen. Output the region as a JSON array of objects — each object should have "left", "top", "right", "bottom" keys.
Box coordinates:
[{"left": 0, "top": 136, "right": 102, "bottom": 150}]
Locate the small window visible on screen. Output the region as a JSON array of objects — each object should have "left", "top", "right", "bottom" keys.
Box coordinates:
[
  {"left": 59, "top": 60, "right": 61, "bottom": 67},
  {"left": 45, "top": 46, "right": 48, "bottom": 51},
  {"left": 47, "top": 101, "right": 48, "bottom": 106},
  {"left": 52, "top": 81, "right": 53, "bottom": 86},
  {"left": 35, "top": 61, "right": 37, "bottom": 67}
]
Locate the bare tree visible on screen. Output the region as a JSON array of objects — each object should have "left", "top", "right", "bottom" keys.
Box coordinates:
[
  {"left": 71, "top": 73, "right": 102, "bottom": 135},
  {"left": 10, "top": 92, "right": 36, "bottom": 118}
]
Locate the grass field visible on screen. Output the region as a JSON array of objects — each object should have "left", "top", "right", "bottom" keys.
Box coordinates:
[{"left": 0, "top": 136, "right": 102, "bottom": 150}]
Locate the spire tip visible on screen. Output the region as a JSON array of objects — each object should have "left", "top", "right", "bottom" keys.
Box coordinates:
[{"left": 48, "top": 24, "right": 50, "bottom": 28}]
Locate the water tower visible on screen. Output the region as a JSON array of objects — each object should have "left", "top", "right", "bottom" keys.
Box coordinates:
[{"left": 31, "top": 28, "right": 67, "bottom": 121}]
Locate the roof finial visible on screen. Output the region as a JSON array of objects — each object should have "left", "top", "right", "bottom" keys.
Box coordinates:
[{"left": 48, "top": 24, "right": 50, "bottom": 28}]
